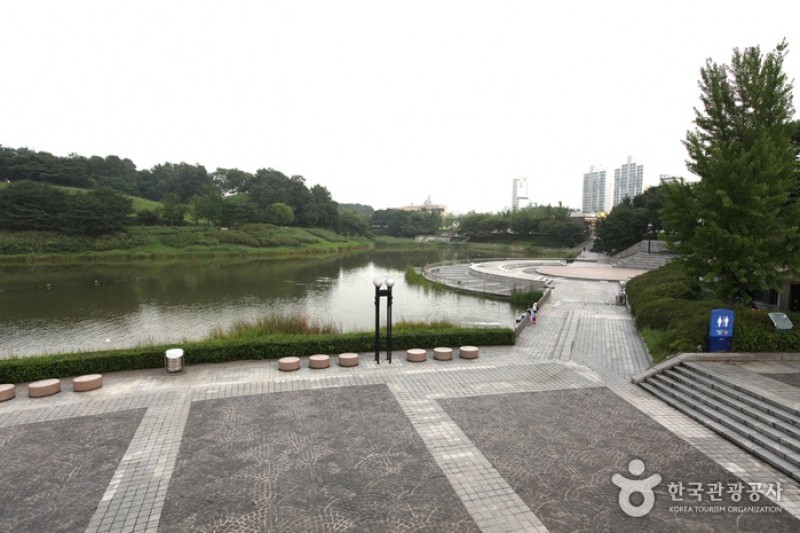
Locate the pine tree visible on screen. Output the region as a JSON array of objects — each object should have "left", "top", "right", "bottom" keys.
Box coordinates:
[{"left": 662, "top": 41, "right": 800, "bottom": 306}]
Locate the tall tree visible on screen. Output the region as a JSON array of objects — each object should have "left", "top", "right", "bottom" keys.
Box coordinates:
[
  {"left": 160, "top": 193, "right": 188, "bottom": 226},
  {"left": 309, "top": 184, "right": 339, "bottom": 229},
  {"left": 593, "top": 198, "right": 648, "bottom": 254},
  {"left": 661, "top": 41, "right": 800, "bottom": 305},
  {"left": 66, "top": 187, "right": 133, "bottom": 235},
  {"left": 190, "top": 186, "right": 224, "bottom": 226}
]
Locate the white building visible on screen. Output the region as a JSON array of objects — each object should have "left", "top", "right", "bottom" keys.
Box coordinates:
[
  {"left": 582, "top": 166, "right": 607, "bottom": 213},
  {"left": 613, "top": 156, "right": 644, "bottom": 206},
  {"left": 512, "top": 177, "right": 530, "bottom": 210},
  {"left": 659, "top": 174, "right": 683, "bottom": 185}
]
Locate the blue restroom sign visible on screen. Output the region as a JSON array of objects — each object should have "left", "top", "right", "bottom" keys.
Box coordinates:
[{"left": 709, "top": 309, "right": 734, "bottom": 338}]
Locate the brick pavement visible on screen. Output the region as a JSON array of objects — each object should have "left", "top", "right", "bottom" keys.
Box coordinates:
[{"left": 0, "top": 273, "right": 799, "bottom": 532}]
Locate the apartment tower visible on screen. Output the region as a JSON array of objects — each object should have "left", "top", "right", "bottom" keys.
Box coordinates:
[
  {"left": 582, "top": 166, "right": 607, "bottom": 213},
  {"left": 613, "top": 156, "right": 644, "bottom": 207}
]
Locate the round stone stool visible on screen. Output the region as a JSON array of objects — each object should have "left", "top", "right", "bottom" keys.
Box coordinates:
[
  {"left": 406, "top": 348, "right": 427, "bottom": 362},
  {"left": 433, "top": 347, "right": 453, "bottom": 361},
  {"left": 309, "top": 354, "right": 330, "bottom": 369},
  {"left": 28, "top": 378, "right": 61, "bottom": 398},
  {"left": 338, "top": 353, "right": 359, "bottom": 367},
  {"left": 459, "top": 346, "right": 479, "bottom": 359},
  {"left": 278, "top": 356, "right": 301, "bottom": 371},
  {"left": 0, "top": 384, "right": 15, "bottom": 402},
  {"left": 73, "top": 374, "right": 103, "bottom": 392}
]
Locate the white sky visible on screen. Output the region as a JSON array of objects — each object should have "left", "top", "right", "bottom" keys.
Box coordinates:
[{"left": 2, "top": 1, "right": 799, "bottom": 214}]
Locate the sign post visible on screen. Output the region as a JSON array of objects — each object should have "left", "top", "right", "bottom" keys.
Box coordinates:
[{"left": 708, "top": 309, "right": 734, "bottom": 352}]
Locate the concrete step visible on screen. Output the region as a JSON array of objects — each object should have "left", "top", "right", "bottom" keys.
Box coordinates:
[
  {"left": 639, "top": 381, "right": 800, "bottom": 483},
  {"left": 650, "top": 373, "right": 800, "bottom": 454},
  {"left": 680, "top": 362, "right": 800, "bottom": 420},
  {"left": 663, "top": 368, "right": 800, "bottom": 440}
]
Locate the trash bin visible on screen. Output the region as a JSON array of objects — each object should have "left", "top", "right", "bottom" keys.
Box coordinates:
[
  {"left": 615, "top": 290, "right": 627, "bottom": 306},
  {"left": 165, "top": 348, "right": 184, "bottom": 373}
]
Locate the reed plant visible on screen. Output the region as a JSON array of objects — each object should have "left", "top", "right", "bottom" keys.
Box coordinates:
[
  {"left": 207, "top": 313, "right": 340, "bottom": 340},
  {"left": 509, "top": 289, "right": 543, "bottom": 308}
]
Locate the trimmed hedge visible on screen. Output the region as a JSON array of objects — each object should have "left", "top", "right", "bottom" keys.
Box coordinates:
[
  {"left": 626, "top": 260, "right": 701, "bottom": 313},
  {"left": 0, "top": 327, "right": 515, "bottom": 383},
  {"left": 628, "top": 261, "right": 800, "bottom": 361}
]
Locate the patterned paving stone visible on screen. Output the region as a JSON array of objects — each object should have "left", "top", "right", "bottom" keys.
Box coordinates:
[
  {"left": 0, "top": 408, "right": 146, "bottom": 532},
  {"left": 439, "top": 387, "right": 800, "bottom": 532},
  {"left": 158, "top": 384, "right": 478, "bottom": 532}
]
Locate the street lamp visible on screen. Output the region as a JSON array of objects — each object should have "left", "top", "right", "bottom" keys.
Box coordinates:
[
  {"left": 647, "top": 223, "right": 654, "bottom": 253},
  {"left": 373, "top": 277, "right": 395, "bottom": 363}
]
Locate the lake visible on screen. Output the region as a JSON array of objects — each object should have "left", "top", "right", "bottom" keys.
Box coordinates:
[{"left": 0, "top": 247, "right": 521, "bottom": 357}]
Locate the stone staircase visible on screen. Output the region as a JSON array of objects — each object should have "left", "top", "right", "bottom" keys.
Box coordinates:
[
  {"left": 638, "top": 361, "right": 800, "bottom": 483},
  {"left": 611, "top": 252, "right": 674, "bottom": 270},
  {"left": 609, "top": 240, "right": 677, "bottom": 270}
]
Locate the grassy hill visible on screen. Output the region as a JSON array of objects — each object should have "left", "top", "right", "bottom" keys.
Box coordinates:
[{"left": 0, "top": 181, "right": 162, "bottom": 213}]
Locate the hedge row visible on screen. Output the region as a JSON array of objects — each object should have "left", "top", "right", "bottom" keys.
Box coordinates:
[
  {"left": 627, "top": 261, "right": 800, "bottom": 361},
  {"left": 0, "top": 327, "right": 515, "bottom": 383}
]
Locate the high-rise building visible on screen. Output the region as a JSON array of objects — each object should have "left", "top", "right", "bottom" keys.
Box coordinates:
[
  {"left": 582, "top": 166, "right": 607, "bottom": 213},
  {"left": 512, "top": 177, "right": 529, "bottom": 210},
  {"left": 613, "top": 156, "right": 644, "bottom": 206}
]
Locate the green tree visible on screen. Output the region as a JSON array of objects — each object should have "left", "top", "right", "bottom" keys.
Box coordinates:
[
  {"left": 661, "top": 41, "right": 800, "bottom": 305},
  {"left": 539, "top": 219, "right": 586, "bottom": 247},
  {"left": 337, "top": 211, "right": 371, "bottom": 236},
  {"left": 211, "top": 168, "right": 253, "bottom": 195},
  {"left": 593, "top": 198, "right": 648, "bottom": 254},
  {"left": 221, "top": 194, "right": 252, "bottom": 228},
  {"left": 265, "top": 202, "right": 295, "bottom": 225},
  {"left": 160, "top": 193, "right": 188, "bottom": 226},
  {"left": 66, "top": 187, "right": 133, "bottom": 235},
  {"left": 190, "top": 186, "right": 224, "bottom": 226},
  {"left": 309, "top": 184, "right": 339, "bottom": 229},
  {"left": 0, "top": 180, "right": 68, "bottom": 231},
  {"left": 457, "top": 212, "right": 507, "bottom": 238}
]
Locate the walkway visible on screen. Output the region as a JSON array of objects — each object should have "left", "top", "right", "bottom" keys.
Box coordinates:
[{"left": 0, "top": 276, "right": 799, "bottom": 532}]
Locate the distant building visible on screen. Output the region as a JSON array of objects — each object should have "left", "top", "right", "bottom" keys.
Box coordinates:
[
  {"left": 512, "top": 177, "right": 530, "bottom": 210},
  {"left": 395, "top": 196, "right": 447, "bottom": 214},
  {"left": 659, "top": 174, "right": 684, "bottom": 185},
  {"left": 582, "top": 166, "right": 607, "bottom": 214},
  {"left": 613, "top": 156, "right": 644, "bottom": 206}
]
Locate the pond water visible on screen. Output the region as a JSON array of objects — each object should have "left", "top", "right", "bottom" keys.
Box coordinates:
[{"left": 0, "top": 247, "right": 521, "bottom": 357}]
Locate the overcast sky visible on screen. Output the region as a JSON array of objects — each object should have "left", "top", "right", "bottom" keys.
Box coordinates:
[{"left": 2, "top": 1, "right": 799, "bottom": 214}]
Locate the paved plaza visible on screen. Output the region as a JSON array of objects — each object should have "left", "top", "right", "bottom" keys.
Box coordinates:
[{"left": 1, "top": 273, "right": 799, "bottom": 532}]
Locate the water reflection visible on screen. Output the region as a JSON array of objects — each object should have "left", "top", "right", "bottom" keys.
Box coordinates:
[{"left": 0, "top": 247, "right": 518, "bottom": 357}]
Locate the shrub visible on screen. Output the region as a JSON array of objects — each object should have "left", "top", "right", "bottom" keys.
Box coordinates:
[
  {"left": 626, "top": 261, "right": 700, "bottom": 313},
  {"left": 216, "top": 230, "right": 260, "bottom": 247},
  {"left": 510, "top": 289, "right": 543, "bottom": 308},
  {"left": 634, "top": 298, "right": 722, "bottom": 332},
  {"left": 0, "top": 326, "right": 515, "bottom": 383}
]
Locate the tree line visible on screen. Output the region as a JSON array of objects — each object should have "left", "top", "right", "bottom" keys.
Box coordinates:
[
  {"left": 0, "top": 148, "right": 359, "bottom": 236},
  {"left": 456, "top": 204, "right": 586, "bottom": 247},
  {"left": 0, "top": 147, "right": 589, "bottom": 246}
]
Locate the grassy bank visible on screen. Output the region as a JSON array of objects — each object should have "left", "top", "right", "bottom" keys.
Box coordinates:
[
  {"left": 626, "top": 261, "right": 800, "bottom": 363},
  {"left": 0, "top": 225, "right": 373, "bottom": 264},
  {"left": 0, "top": 317, "right": 515, "bottom": 383}
]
